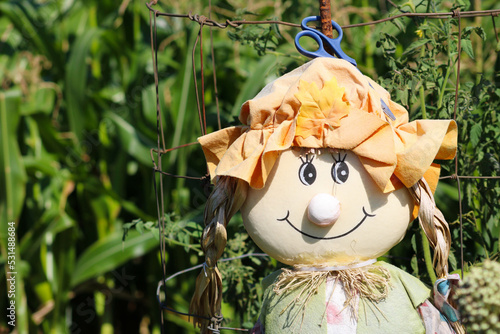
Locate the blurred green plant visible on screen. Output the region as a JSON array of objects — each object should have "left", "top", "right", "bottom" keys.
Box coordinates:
[
  {"left": 0, "top": 0, "right": 174, "bottom": 332},
  {"left": 455, "top": 259, "right": 500, "bottom": 333},
  {"left": 0, "top": 0, "right": 499, "bottom": 333}
]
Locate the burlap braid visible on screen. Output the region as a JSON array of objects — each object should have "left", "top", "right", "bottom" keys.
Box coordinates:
[
  {"left": 409, "top": 177, "right": 451, "bottom": 278},
  {"left": 189, "top": 176, "right": 248, "bottom": 332}
]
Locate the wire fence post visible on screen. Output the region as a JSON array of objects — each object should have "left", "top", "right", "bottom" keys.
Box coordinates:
[{"left": 319, "top": 0, "right": 333, "bottom": 37}]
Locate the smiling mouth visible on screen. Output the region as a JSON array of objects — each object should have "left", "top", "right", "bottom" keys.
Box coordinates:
[{"left": 277, "top": 207, "right": 376, "bottom": 240}]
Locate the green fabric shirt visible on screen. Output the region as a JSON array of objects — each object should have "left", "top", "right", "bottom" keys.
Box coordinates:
[{"left": 258, "top": 261, "right": 430, "bottom": 333}]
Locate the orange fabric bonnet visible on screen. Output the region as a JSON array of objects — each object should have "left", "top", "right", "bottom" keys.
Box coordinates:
[{"left": 199, "top": 58, "right": 457, "bottom": 193}]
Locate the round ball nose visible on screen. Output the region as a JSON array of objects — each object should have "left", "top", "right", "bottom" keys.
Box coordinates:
[{"left": 307, "top": 193, "right": 341, "bottom": 227}]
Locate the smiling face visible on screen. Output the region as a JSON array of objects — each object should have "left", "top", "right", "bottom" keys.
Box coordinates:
[{"left": 240, "top": 149, "right": 415, "bottom": 267}]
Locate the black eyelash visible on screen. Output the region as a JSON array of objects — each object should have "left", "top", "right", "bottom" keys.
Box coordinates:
[
  {"left": 300, "top": 154, "right": 314, "bottom": 164},
  {"left": 332, "top": 151, "right": 347, "bottom": 162}
]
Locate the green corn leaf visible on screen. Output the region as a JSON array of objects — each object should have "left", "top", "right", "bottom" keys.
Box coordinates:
[
  {"left": 0, "top": 1, "right": 63, "bottom": 73},
  {"left": 0, "top": 89, "right": 28, "bottom": 334},
  {"left": 0, "top": 90, "right": 27, "bottom": 224},
  {"left": 230, "top": 55, "right": 278, "bottom": 117},
  {"left": 70, "top": 230, "right": 157, "bottom": 288},
  {"left": 20, "top": 208, "right": 74, "bottom": 261},
  {"left": 23, "top": 155, "right": 59, "bottom": 177},
  {"left": 65, "top": 28, "right": 103, "bottom": 144},
  {"left": 104, "top": 111, "right": 155, "bottom": 166},
  {"left": 23, "top": 87, "right": 57, "bottom": 116},
  {"left": 167, "top": 25, "right": 199, "bottom": 167}
]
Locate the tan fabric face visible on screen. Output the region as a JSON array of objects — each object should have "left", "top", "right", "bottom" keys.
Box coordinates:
[
  {"left": 240, "top": 150, "right": 414, "bottom": 266},
  {"left": 198, "top": 58, "right": 457, "bottom": 192}
]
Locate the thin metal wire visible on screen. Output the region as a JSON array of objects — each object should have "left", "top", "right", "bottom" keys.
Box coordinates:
[
  {"left": 193, "top": 26, "right": 206, "bottom": 136},
  {"left": 145, "top": 2, "right": 500, "bottom": 29},
  {"left": 199, "top": 20, "right": 208, "bottom": 134},
  {"left": 492, "top": 13, "right": 500, "bottom": 44},
  {"left": 208, "top": 0, "right": 221, "bottom": 130},
  {"left": 440, "top": 175, "right": 500, "bottom": 179},
  {"left": 386, "top": 0, "right": 406, "bottom": 12},
  {"left": 150, "top": 144, "right": 207, "bottom": 180},
  {"left": 153, "top": 141, "right": 200, "bottom": 154},
  {"left": 153, "top": 167, "right": 166, "bottom": 333},
  {"left": 451, "top": 9, "right": 465, "bottom": 279},
  {"left": 153, "top": 169, "right": 206, "bottom": 180},
  {"left": 159, "top": 253, "right": 269, "bottom": 286},
  {"left": 452, "top": 9, "right": 462, "bottom": 122},
  {"left": 150, "top": 10, "right": 168, "bottom": 334},
  {"left": 156, "top": 253, "right": 269, "bottom": 330}
]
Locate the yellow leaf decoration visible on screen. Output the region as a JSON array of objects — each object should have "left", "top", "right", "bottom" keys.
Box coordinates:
[{"left": 295, "top": 76, "right": 350, "bottom": 141}]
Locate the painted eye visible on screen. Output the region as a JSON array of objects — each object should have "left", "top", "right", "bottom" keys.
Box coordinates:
[
  {"left": 299, "top": 161, "right": 317, "bottom": 186},
  {"left": 332, "top": 161, "right": 349, "bottom": 184}
]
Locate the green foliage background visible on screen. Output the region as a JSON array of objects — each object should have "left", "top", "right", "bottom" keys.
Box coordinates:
[{"left": 0, "top": 0, "right": 498, "bottom": 332}]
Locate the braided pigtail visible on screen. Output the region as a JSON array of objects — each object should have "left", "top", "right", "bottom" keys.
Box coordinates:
[
  {"left": 189, "top": 176, "right": 248, "bottom": 332},
  {"left": 410, "top": 178, "right": 467, "bottom": 334},
  {"left": 409, "top": 177, "right": 451, "bottom": 278}
]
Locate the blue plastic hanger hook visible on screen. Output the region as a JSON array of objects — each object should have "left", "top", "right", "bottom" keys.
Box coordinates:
[{"left": 294, "top": 16, "right": 357, "bottom": 67}]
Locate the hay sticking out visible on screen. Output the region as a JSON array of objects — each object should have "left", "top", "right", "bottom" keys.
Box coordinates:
[{"left": 273, "top": 264, "right": 391, "bottom": 326}]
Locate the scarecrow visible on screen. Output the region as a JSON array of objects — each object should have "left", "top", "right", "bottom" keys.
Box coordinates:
[{"left": 190, "top": 57, "right": 461, "bottom": 333}]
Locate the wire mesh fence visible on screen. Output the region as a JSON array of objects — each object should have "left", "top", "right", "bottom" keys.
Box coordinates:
[{"left": 147, "top": 1, "right": 500, "bottom": 332}]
